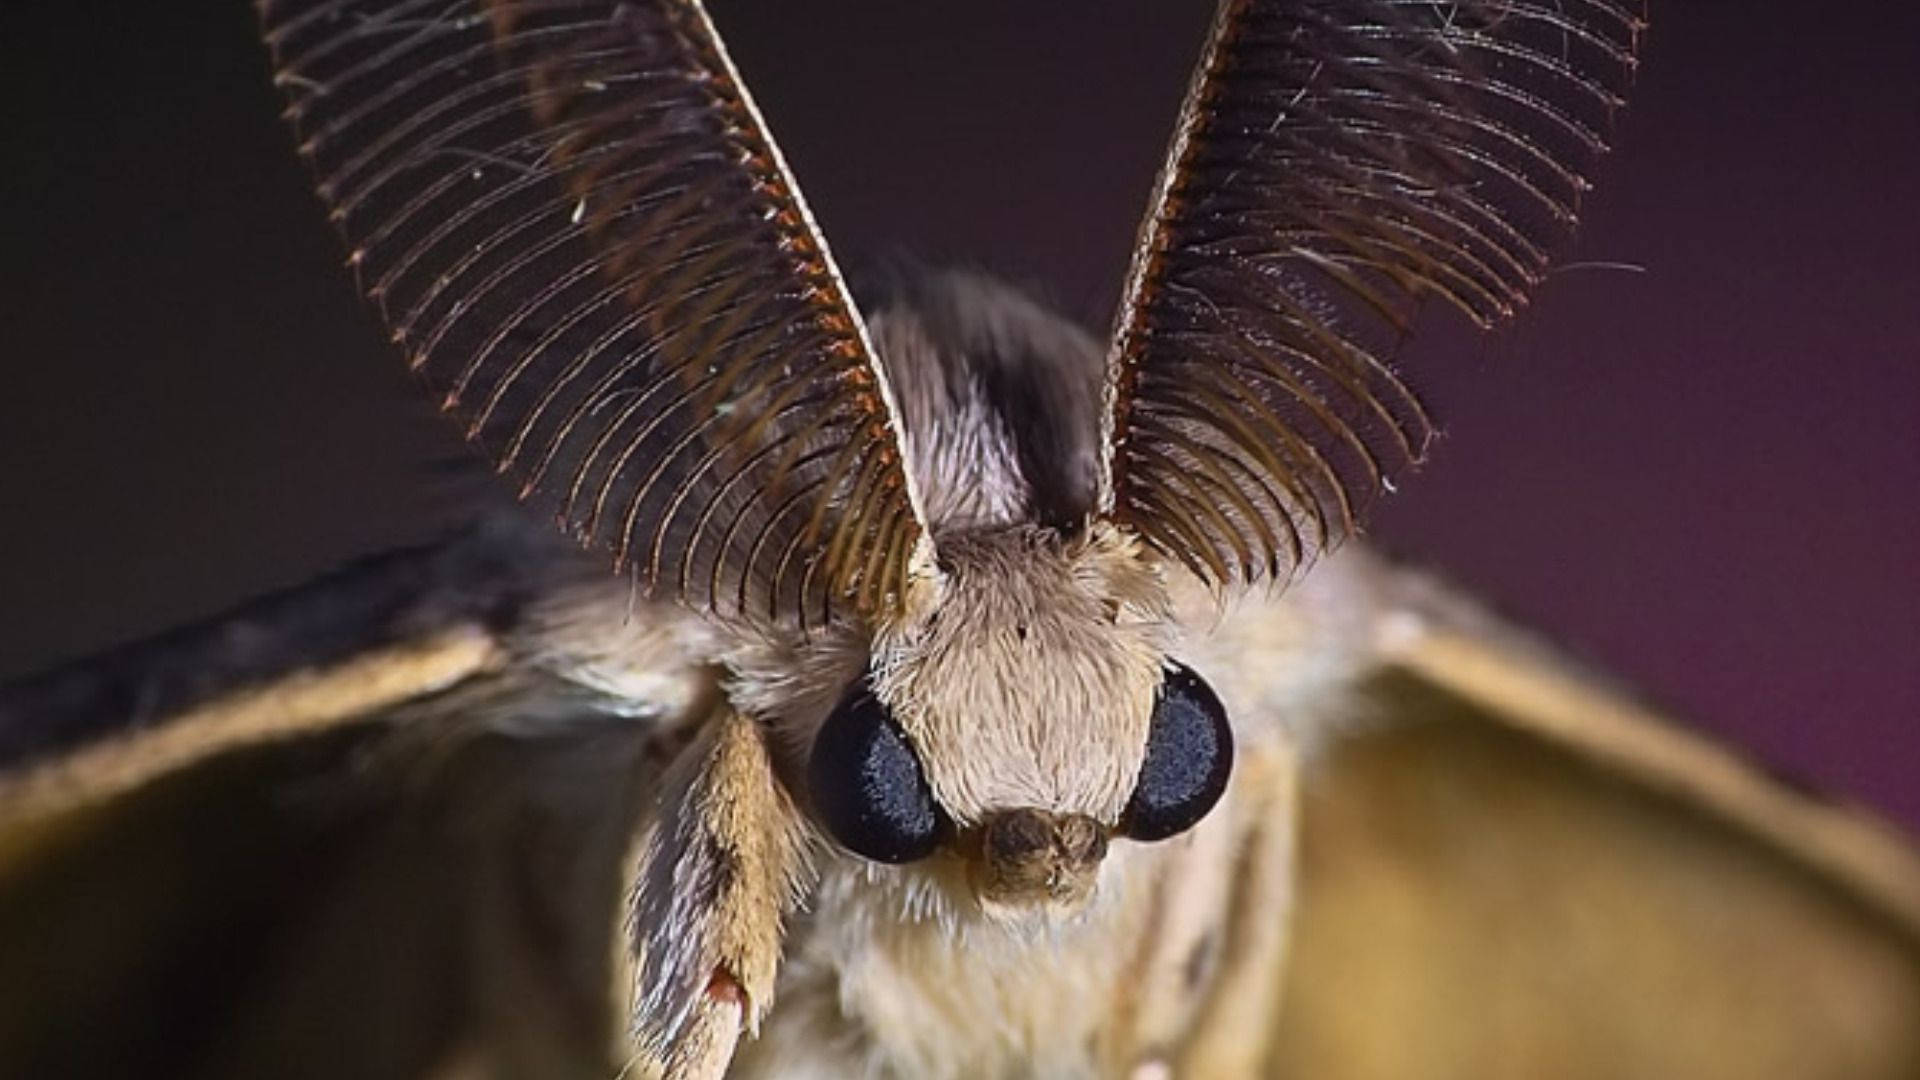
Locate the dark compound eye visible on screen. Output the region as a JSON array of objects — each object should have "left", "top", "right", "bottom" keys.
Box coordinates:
[
  {"left": 1117, "top": 662, "right": 1234, "bottom": 842},
  {"left": 808, "top": 679, "right": 948, "bottom": 864}
]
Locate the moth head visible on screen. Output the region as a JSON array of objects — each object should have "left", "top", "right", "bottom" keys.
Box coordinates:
[{"left": 804, "top": 520, "right": 1233, "bottom": 914}]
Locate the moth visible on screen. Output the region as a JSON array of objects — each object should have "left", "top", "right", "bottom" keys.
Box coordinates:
[{"left": 2, "top": 1, "right": 1918, "bottom": 1078}]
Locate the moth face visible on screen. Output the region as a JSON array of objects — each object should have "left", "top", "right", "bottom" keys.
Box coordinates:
[{"left": 804, "top": 522, "right": 1234, "bottom": 912}]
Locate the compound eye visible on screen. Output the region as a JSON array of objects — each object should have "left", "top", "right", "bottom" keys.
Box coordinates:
[
  {"left": 1117, "top": 662, "right": 1234, "bottom": 842},
  {"left": 808, "top": 680, "right": 948, "bottom": 863}
]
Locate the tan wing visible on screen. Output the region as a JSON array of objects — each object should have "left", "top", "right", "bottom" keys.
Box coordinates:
[
  {"left": 258, "top": 0, "right": 923, "bottom": 623},
  {"left": 0, "top": 523, "right": 688, "bottom": 1079},
  {"left": 1269, "top": 625, "right": 1920, "bottom": 1079},
  {"left": 1101, "top": 0, "right": 1646, "bottom": 587}
]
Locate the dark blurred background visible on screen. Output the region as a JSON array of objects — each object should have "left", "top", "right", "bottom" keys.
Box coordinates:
[{"left": 2, "top": 3, "right": 1916, "bottom": 827}]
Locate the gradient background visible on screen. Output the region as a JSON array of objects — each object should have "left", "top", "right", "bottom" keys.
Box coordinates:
[{"left": 3, "top": 3, "right": 1916, "bottom": 829}]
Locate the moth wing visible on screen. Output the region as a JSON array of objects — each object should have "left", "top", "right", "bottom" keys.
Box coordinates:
[
  {"left": 0, "top": 522, "right": 688, "bottom": 1079},
  {"left": 1270, "top": 611, "right": 1920, "bottom": 1078}
]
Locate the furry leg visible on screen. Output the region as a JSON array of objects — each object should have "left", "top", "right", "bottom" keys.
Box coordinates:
[
  {"left": 1178, "top": 742, "right": 1300, "bottom": 1078},
  {"left": 622, "top": 707, "right": 805, "bottom": 1079}
]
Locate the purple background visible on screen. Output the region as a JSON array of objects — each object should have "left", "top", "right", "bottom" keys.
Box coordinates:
[{"left": 3, "top": 3, "right": 1916, "bottom": 827}]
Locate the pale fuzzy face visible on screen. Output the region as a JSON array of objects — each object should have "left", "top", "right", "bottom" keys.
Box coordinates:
[
  {"left": 717, "top": 521, "right": 1177, "bottom": 917},
  {"left": 870, "top": 521, "right": 1170, "bottom": 828}
]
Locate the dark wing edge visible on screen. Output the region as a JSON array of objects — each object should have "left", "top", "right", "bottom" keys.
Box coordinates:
[
  {"left": 0, "top": 519, "right": 550, "bottom": 828},
  {"left": 0, "top": 625, "right": 497, "bottom": 830},
  {"left": 257, "top": 0, "right": 924, "bottom": 624},
  {"left": 1100, "top": 0, "right": 1647, "bottom": 589}
]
